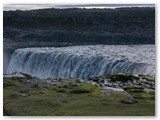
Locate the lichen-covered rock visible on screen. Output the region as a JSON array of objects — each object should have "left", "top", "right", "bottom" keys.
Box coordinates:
[{"left": 101, "top": 86, "right": 130, "bottom": 96}]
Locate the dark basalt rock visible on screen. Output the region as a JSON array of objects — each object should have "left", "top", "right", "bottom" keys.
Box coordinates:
[
  {"left": 31, "top": 84, "right": 39, "bottom": 88},
  {"left": 121, "top": 98, "right": 137, "bottom": 104}
]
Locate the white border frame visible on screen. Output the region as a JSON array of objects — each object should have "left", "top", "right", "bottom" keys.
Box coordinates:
[{"left": 1, "top": 0, "right": 159, "bottom": 120}]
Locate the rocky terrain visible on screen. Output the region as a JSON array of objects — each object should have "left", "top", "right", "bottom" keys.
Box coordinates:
[
  {"left": 4, "top": 7, "right": 155, "bottom": 51},
  {"left": 3, "top": 72, "right": 155, "bottom": 116},
  {"left": 88, "top": 73, "right": 155, "bottom": 93},
  {"left": 4, "top": 72, "right": 155, "bottom": 96}
]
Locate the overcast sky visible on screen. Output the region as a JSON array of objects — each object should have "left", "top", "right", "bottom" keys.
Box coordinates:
[{"left": 3, "top": 4, "right": 155, "bottom": 11}]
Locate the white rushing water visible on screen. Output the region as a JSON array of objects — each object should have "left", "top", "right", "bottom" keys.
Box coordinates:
[{"left": 7, "top": 45, "right": 155, "bottom": 79}]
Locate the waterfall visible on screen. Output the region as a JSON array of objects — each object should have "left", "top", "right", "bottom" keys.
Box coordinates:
[{"left": 7, "top": 45, "right": 155, "bottom": 79}]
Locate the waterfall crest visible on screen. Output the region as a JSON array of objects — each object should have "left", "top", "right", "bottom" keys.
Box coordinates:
[{"left": 7, "top": 45, "right": 155, "bottom": 79}]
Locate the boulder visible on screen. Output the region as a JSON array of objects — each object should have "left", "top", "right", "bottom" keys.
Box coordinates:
[
  {"left": 143, "top": 88, "right": 155, "bottom": 93},
  {"left": 19, "top": 93, "right": 30, "bottom": 97},
  {"left": 90, "top": 77, "right": 102, "bottom": 82},
  {"left": 90, "top": 82, "right": 99, "bottom": 86},
  {"left": 101, "top": 86, "right": 129, "bottom": 96},
  {"left": 103, "top": 80, "right": 109, "bottom": 85},
  {"left": 4, "top": 72, "right": 27, "bottom": 79},
  {"left": 121, "top": 98, "right": 136, "bottom": 104}
]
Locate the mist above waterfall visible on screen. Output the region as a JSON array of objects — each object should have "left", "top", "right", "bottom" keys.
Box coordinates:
[{"left": 6, "top": 45, "right": 155, "bottom": 80}]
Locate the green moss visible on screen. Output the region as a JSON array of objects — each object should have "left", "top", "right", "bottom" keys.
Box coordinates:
[
  {"left": 57, "top": 88, "right": 67, "bottom": 93},
  {"left": 3, "top": 77, "right": 24, "bottom": 89},
  {"left": 81, "top": 83, "right": 101, "bottom": 95},
  {"left": 3, "top": 79, "right": 16, "bottom": 88},
  {"left": 3, "top": 76, "right": 155, "bottom": 116},
  {"left": 81, "top": 83, "right": 95, "bottom": 89},
  {"left": 132, "top": 92, "right": 155, "bottom": 100},
  {"left": 70, "top": 88, "right": 91, "bottom": 94},
  {"left": 20, "top": 88, "right": 33, "bottom": 94},
  {"left": 9, "top": 92, "right": 19, "bottom": 99}
]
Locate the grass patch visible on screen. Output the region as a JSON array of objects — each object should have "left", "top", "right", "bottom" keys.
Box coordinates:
[
  {"left": 81, "top": 83, "right": 101, "bottom": 95},
  {"left": 9, "top": 92, "right": 19, "bottom": 99},
  {"left": 133, "top": 92, "right": 155, "bottom": 100},
  {"left": 3, "top": 79, "right": 16, "bottom": 88},
  {"left": 70, "top": 88, "right": 91, "bottom": 94},
  {"left": 3, "top": 77, "right": 24, "bottom": 88},
  {"left": 3, "top": 76, "right": 155, "bottom": 116},
  {"left": 57, "top": 88, "right": 67, "bottom": 93}
]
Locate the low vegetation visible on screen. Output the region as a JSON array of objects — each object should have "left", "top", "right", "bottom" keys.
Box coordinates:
[{"left": 3, "top": 73, "right": 155, "bottom": 116}]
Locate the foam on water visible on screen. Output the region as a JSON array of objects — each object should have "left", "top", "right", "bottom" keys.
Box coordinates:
[{"left": 7, "top": 45, "right": 155, "bottom": 79}]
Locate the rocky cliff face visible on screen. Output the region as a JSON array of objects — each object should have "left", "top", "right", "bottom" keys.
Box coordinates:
[{"left": 4, "top": 8, "right": 155, "bottom": 51}]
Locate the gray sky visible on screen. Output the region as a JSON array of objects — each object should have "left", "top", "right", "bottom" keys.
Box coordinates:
[{"left": 3, "top": 4, "right": 155, "bottom": 11}]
